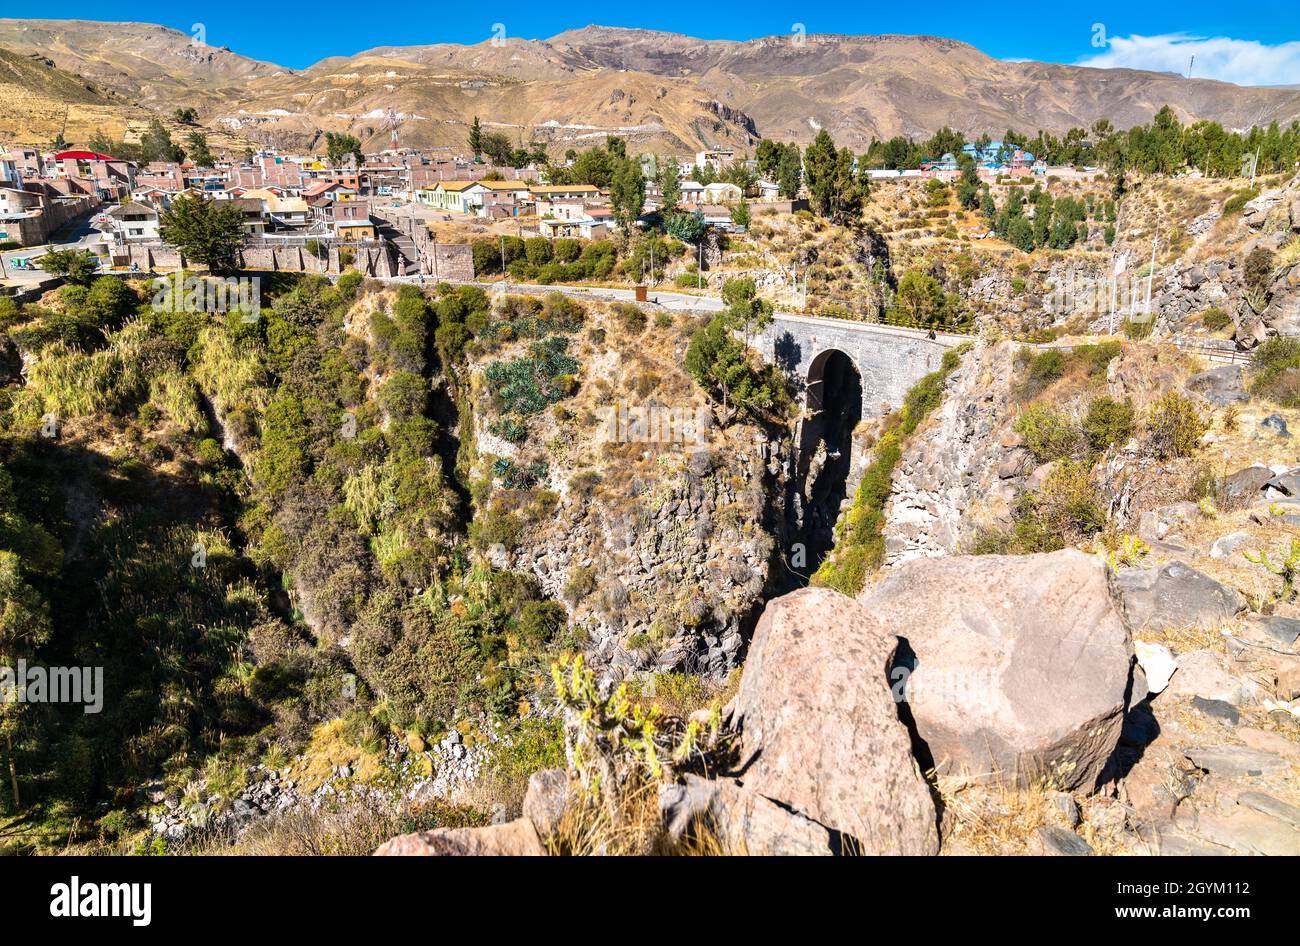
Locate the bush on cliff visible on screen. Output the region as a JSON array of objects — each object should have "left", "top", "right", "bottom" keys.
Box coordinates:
[{"left": 813, "top": 345, "right": 969, "bottom": 594}]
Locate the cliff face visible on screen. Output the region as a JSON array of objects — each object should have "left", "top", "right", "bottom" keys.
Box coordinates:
[
  {"left": 882, "top": 339, "right": 1020, "bottom": 565},
  {"left": 496, "top": 429, "right": 778, "bottom": 677},
  {"left": 465, "top": 299, "right": 785, "bottom": 680}
]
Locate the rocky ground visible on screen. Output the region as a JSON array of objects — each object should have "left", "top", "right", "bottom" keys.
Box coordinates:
[{"left": 142, "top": 725, "right": 505, "bottom": 850}]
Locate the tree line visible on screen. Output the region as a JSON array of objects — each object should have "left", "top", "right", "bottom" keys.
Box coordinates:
[{"left": 859, "top": 108, "right": 1300, "bottom": 180}]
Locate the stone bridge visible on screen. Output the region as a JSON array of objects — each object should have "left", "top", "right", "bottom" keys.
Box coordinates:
[{"left": 753, "top": 312, "right": 967, "bottom": 417}]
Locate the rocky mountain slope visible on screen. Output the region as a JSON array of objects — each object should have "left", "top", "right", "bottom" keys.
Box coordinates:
[
  {"left": 0, "top": 18, "right": 289, "bottom": 108},
  {"left": 3, "top": 20, "right": 1300, "bottom": 154},
  {"left": 0, "top": 45, "right": 152, "bottom": 145}
]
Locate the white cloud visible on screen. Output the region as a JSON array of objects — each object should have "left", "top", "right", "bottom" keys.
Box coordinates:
[{"left": 1077, "top": 32, "right": 1300, "bottom": 87}]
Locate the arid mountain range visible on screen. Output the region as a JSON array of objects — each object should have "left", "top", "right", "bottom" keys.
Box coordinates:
[{"left": 2, "top": 19, "right": 1299, "bottom": 155}]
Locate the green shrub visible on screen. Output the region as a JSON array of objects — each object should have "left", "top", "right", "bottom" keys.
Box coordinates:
[
  {"left": 1145, "top": 391, "right": 1208, "bottom": 459},
  {"left": 516, "top": 600, "right": 567, "bottom": 646},
  {"left": 1121, "top": 316, "right": 1154, "bottom": 340},
  {"left": 524, "top": 237, "right": 553, "bottom": 265},
  {"left": 972, "top": 461, "right": 1105, "bottom": 555},
  {"left": 1023, "top": 349, "right": 1065, "bottom": 391},
  {"left": 613, "top": 302, "right": 647, "bottom": 334},
  {"left": 1201, "top": 307, "right": 1232, "bottom": 331},
  {"left": 1014, "top": 403, "right": 1084, "bottom": 462},
  {"left": 1073, "top": 341, "right": 1123, "bottom": 375},
  {"left": 472, "top": 239, "right": 502, "bottom": 276},
  {"left": 552, "top": 239, "right": 581, "bottom": 263},
  {"left": 1249, "top": 336, "right": 1300, "bottom": 407},
  {"left": 1035, "top": 460, "right": 1107, "bottom": 542},
  {"left": 378, "top": 371, "right": 428, "bottom": 423},
  {"left": 1223, "top": 188, "right": 1257, "bottom": 215},
  {"left": 1083, "top": 396, "right": 1135, "bottom": 452}
]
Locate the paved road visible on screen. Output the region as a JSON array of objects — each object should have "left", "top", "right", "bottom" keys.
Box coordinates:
[{"left": 1, "top": 213, "right": 103, "bottom": 285}]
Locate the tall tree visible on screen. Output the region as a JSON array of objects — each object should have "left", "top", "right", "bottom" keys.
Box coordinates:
[
  {"left": 776, "top": 144, "right": 802, "bottom": 199},
  {"left": 468, "top": 116, "right": 483, "bottom": 159},
  {"left": 324, "top": 131, "right": 363, "bottom": 166},
  {"left": 186, "top": 131, "right": 215, "bottom": 167},
  {"left": 140, "top": 118, "right": 184, "bottom": 163},
  {"left": 956, "top": 153, "right": 981, "bottom": 210},
  {"left": 804, "top": 130, "right": 839, "bottom": 217},
  {"left": 610, "top": 158, "right": 646, "bottom": 231},
  {"left": 658, "top": 157, "right": 682, "bottom": 209},
  {"left": 159, "top": 193, "right": 246, "bottom": 273},
  {"left": 805, "top": 136, "right": 869, "bottom": 225}
]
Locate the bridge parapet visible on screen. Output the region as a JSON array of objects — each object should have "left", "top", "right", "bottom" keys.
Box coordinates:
[{"left": 755, "top": 313, "right": 963, "bottom": 416}]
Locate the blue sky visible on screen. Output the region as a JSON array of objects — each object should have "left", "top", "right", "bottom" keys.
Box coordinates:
[{"left": 22, "top": 4, "right": 1300, "bottom": 84}]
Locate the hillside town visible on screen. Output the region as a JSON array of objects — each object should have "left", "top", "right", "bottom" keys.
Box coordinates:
[{"left": 0, "top": 122, "right": 1124, "bottom": 288}]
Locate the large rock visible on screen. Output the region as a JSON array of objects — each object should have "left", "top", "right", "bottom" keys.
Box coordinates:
[
  {"left": 732, "top": 587, "right": 939, "bottom": 855},
  {"left": 1185, "top": 365, "right": 1249, "bottom": 406},
  {"left": 1115, "top": 561, "right": 1245, "bottom": 631},
  {"left": 374, "top": 819, "right": 545, "bottom": 856},
  {"left": 1266, "top": 467, "right": 1300, "bottom": 497},
  {"left": 521, "top": 769, "right": 571, "bottom": 841},
  {"left": 1221, "top": 465, "right": 1274, "bottom": 505},
  {"left": 1164, "top": 649, "right": 1262, "bottom": 706},
  {"left": 659, "top": 774, "right": 834, "bottom": 856},
  {"left": 861, "top": 550, "right": 1134, "bottom": 790}
]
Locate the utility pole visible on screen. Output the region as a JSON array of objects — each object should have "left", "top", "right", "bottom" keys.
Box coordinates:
[
  {"left": 1145, "top": 235, "right": 1159, "bottom": 319},
  {"left": 698, "top": 239, "right": 703, "bottom": 289},
  {"left": 500, "top": 233, "right": 507, "bottom": 292},
  {"left": 1110, "top": 253, "right": 1124, "bottom": 335}
]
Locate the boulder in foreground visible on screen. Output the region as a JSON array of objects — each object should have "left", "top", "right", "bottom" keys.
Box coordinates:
[
  {"left": 732, "top": 586, "right": 939, "bottom": 855},
  {"left": 861, "top": 549, "right": 1135, "bottom": 790}
]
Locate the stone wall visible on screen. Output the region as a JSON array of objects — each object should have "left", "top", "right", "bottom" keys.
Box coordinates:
[
  {"left": 3, "top": 195, "right": 98, "bottom": 246},
  {"left": 116, "top": 241, "right": 402, "bottom": 276},
  {"left": 421, "top": 243, "right": 474, "bottom": 281}
]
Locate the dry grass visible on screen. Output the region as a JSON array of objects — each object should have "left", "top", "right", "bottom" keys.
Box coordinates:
[
  {"left": 937, "top": 776, "right": 1055, "bottom": 855},
  {"left": 189, "top": 796, "right": 487, "bottom": 856},
  {"left": 1136, "top": 620, "right": 1231, "bottom": 656},
  {"left": 286, "top": 718, "right": 389, "bottom": 794},
  {"left": 544, "top": 777, "right": 735, "bottom": 856}
]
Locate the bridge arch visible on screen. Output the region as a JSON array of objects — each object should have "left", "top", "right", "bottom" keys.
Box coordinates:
[
  {"left": 806, "top": 347, "right": 860, "bottom": 414},
  {"left": 790, "top": 347, "right": 863, "bottom": 578}
]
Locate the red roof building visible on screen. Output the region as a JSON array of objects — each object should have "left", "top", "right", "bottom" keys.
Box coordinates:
[{"left": 53, "top": 150, "right": 120, "bottom": 162}]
